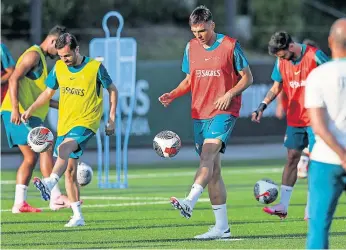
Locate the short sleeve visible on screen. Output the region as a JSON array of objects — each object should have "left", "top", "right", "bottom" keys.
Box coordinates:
[
  {"left": 305, "top": 69, "right": 325, "bottom": 108},
  {"left": 233, "top": 41, "right": 249, "bottom": 72},
  {"left": 97, "top": 63, "right": 113, "bottom": 89},
  {"left": 181, "top": 42, "right": 190, "bottom": 74},
  {"left": 45, "top": 65, "right": 59, "bottom": 90},
  {"left": 271, "top": 59, "right": 283, "bottom": 83},
  {"left": 315, "top": 50, "right": 329, "bottom": 66}
]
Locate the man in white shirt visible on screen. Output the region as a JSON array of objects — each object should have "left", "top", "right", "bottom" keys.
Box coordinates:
[{"left": 305, "top": 18, "right": 346, "bottom": 249}]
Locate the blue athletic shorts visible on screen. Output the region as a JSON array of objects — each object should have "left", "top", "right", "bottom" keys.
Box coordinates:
[
  {"left": 284, "top": 126, "right": 315, "bottom": 152},
  {"left": 54, "top": 126, "right": 95, "bottom": 159},
  {"left": 193, "top": 114, "right": 237, "bottom": 155},
  {"left": 1, "top": 111, "right": 43, "bottom": 148}
]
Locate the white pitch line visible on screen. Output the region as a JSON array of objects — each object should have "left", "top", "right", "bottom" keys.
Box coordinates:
[
  {"left": 0, "top": 198, "right": 211, "bottom": 212},
  {"left": 0, "top": 167, "right": 282, "bottom": 185}
]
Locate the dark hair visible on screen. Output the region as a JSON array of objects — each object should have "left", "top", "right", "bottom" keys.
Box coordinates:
[
  {"left": 55, "top": 33, "right": 78, "bottom": 50},
  {"left": 302, "top": 38, "right": 319, "bottom": 48},
  {"left": 48, "top": 25, "right": 67, "bottom": 37},
  {"left": 268, "top": 31, "right": 293, "bottom": 55},
  {"left": 189, "top": 5, "right": 213, "bottom": 26}
]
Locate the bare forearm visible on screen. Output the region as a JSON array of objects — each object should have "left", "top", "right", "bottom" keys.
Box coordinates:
[
  {"left": 263, "top": 84, "right": 282, "bottom": 105},
  {"left": 109, "top": 87, "right": 118, "bottom": 121},
  {"left": 170, "top": 77, "right": 191, "bottom": 99},
  {"left": 8, "top": 78, "right": 20, "bottom": 110},
  {"left": 29, "top": 91, "right": 54, "bottom": 112},
  {"left": 228, "top": 74, "right": 253, "bottom": 97}
]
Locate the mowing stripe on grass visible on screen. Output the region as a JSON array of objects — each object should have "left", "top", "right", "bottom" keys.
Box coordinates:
[
  {"left": 0, "top": 198, "right": 211, "bottom": 212},
  {"left": 0, "top": 167, "right": 282, "bottom": 185}
]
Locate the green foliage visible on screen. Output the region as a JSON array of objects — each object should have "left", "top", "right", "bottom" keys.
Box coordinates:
[{"left": 249, "top": 0, "right": 305, "bottom": 51}]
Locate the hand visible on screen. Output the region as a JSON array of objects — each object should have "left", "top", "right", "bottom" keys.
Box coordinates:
[
  {"left": 251, "top": 110, "right": 263, "bottom": 123},
  {"left": 21, "top": 108, "right": 33, "bottom": 124},
  {"left": 276, "top": 105, "right": 285, "bottom": 120},
  {"left": 158, "top": 93, "right": 174, "bottom": 107},
  {"left": 214, "top": 92, "right": 232, "bottom": 110},
  {"left": 105, "top": 120, "right": 115, "bottom": 136},
  {"left": 11, "top": 109, "right": 21, "bottom": 125}
]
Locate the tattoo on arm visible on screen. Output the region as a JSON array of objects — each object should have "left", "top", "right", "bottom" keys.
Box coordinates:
[{"left": 266, "top": 91, "right": 277, "bottom": 102}]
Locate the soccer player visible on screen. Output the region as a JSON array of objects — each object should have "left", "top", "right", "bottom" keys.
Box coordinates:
[
  {"left": 251, "top": 31, "right": 329, "bottom": 219},
  {"left": 159, "top": 5, "right": 253, "bottom": 239},
  {"left": 22, "top": 33, "right": 118, "bottom": 227},
  {"left": 305, "top": 18, "right": 346, "bottom": 249},
  {"left": 1, "top": 26, "right": 70, "bottom": 213},
  {"left": 275, "top": 39, "right": 323, "bottom": 180},
  {"left": 1, "top": 43, "right": 15, "bottom": 103}
]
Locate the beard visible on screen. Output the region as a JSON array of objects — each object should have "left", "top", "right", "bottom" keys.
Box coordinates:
[{"left": 287, "top": 51, "right": 295, "bottom": 61}]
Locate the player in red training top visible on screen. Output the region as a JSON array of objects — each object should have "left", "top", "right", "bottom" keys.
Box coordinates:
[
  {"left": 159, "top": 5, "right": 253, "bottom": 239},
  {"left": 276, "top": 39, "right": 322, "bottom": 181},
  {"left": 251, "top": 31, "right": 329, "bottom": 220}
]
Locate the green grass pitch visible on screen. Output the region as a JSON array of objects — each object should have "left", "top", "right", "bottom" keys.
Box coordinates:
[{"left": 1, "top": 159, "right": 345, "bottom": 249}]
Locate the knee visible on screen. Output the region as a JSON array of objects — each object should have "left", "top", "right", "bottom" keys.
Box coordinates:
[
  {"left": 23, "top": 153, "right": 38, "bottom": 167},
  {"left": 200, "top": 152, "right": 214, "bottom": 165},
  {"left": 287, "top": 150, "right": 301, "bottom": 166},
  {"left": 57, "top": 143, "right": 72, "bottom": 158}
]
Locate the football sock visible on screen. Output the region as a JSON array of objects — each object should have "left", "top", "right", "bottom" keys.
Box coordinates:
[
  {"left": 71, "top": 201, "right": 82, "bottom": 218},
  {"left": 44, "top": 173, "right": 60, "bottom": 191},
  {"left": 212, "top": 204, "right": 229, "bottom": 230},
  {"left": 50, "top": 183, "right": 62, "bottom": 200},
  {"left": 280, "top": 185, "right": 293, "bottom": 210},
  {"left": 14, "top": 184, "right": 28, "bottom": 205},
  {"left": 186, "top": 183, "right": 204, "bottom": 208}
]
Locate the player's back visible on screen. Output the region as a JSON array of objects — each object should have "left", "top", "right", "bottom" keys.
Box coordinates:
[
  {"left": 316, "top": 60, "right": 346, "bottom": 137},
  {"left": 307, "top": 59, "right": 346, "bottom": 164}
]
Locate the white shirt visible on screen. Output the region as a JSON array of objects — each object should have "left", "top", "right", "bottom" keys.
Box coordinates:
[{"left": 305, "top": 58, "right": 346, "bottom": 165}]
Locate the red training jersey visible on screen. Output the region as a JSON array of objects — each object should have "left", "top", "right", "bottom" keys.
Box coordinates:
[
  {"left": 279, "top": 46, "right": 318, "bottom": 127},
  {"left": 189, "top": 36, "right": 240, "bottom": 119}
]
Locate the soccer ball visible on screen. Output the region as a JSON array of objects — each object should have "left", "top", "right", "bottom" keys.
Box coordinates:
[
  {"left": 254, "top": 178, "right": 279, "bottom": 204},
  {"left": 27, "top": 126, "right": 54, "bottom": 153},
  {"left": 77, "top": 162, "right": 93, "bottom": 186},
  {"left": 153, "top": 130, "right": 181, "bottom": 158}
]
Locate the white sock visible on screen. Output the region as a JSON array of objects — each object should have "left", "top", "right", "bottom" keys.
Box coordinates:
[
  {"left": 50, "top": 183, "right": 62, "bottom": 200},
  {"left": 71, "top": 201, "right": 82, "bottom": 218},
  {"left": 44, "top": 173, "right": 60, "bottom": 191},
  {"left": 212, "top": 204, "right": 229, "bottom": 230},
  {"left": 14, "top": 184, "right": 28, "bottom": 205},
  {"left": 305, "top": 191, "right": 310, "bottom": 216},
  {"left": 186, "top": 183, "right": 204, "bottom": 208},
  {"left": 280, "top": 185, "right": 293, "bottom": 210}
]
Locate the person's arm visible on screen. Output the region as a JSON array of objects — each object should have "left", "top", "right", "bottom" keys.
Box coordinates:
[
  {"left": 1, "top": 44, "right": 16, "bottom": 85},
  {"left": 275, "top": 91, "right": 285, "bottom": 119},
  {"left": 8, "top": 51, "right": 40, "bottom": 124},
  {"left": 96, "top": 63, "right": 118, "bottom": 136},
  {"left": 21, "top": 88, "right": 56, "bottom": 122},
  {"left": 159, "top": 42, "right": 191, "bottom": 107},
  {"left": 315, "top": 50, "right": 329, "bottom": 66},
  {"left": 215, "top": 42, "right": 253, "bottom": 110},
  {"left": 105, "top": 84, "right": 118, "bottom": 136},
  {"left": 251, "top": 59, "right": 283, "bottom": 123},
  {"left": 229, "top": 42, "right": 253, "bottom": 96}
]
